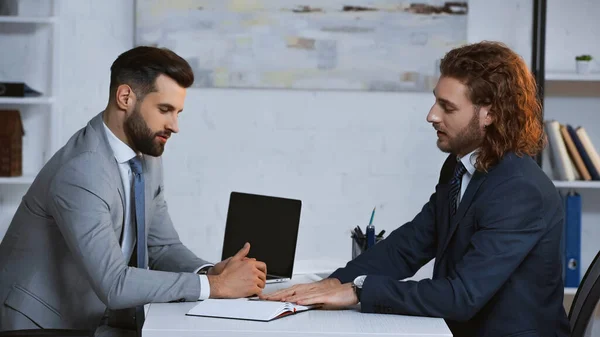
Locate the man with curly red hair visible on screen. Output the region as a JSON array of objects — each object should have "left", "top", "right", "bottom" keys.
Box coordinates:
[{"left": 264, "top": 41, "right": 570, "bottom": 337}]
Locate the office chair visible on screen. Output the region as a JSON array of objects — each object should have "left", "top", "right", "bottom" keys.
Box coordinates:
[
  {"left": 568, "top": 250, "right": 600, "bottom": 337},
  {"left": 0, "top": 330, "right": 91, "bottom": 337},
  {"left": 0, "top": 306, "right": 142, "bottom": 337}
]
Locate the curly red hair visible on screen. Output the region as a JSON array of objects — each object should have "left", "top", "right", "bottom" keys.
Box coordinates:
[{"left": 439, "top": 41, "right": 544, "bottom": 172}]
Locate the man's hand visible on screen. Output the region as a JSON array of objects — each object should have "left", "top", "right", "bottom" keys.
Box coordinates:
[
  {"left": 207, "top": 257, "right": 231, "bottom": 275},
  {"left": 289, "top": 283, "right": 358, "bottom": 310},
  {"left": 207, "top": 242, "right": 267, "bottom": 298},
  {"left": 259, "top": 277, "right": 341, "bottom": 302},
  {"left": 208, "top": 256, "right": 256, "bottom": 275}
]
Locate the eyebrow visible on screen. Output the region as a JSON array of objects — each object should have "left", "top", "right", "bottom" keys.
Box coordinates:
[
  {"left": 158, "top": 103, "right": 183, "bottom": 113},
  {"left": 433, "top": 90, "right": 458, "bottom": 110}
]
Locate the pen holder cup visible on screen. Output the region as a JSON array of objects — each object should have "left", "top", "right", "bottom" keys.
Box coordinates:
[{"left": 351, "top": 236, "right": 383, "bottom": 260}]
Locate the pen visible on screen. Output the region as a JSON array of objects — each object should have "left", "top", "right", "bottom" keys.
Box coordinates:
[{"left": 366, "top": 207, "right": 376, "bottom": 248}]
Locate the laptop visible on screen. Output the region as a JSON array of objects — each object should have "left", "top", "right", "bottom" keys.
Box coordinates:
[{"left": 221, "top": 191, "right": 302, "bottom": 283}]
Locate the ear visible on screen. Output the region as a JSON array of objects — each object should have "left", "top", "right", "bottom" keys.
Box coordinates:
[
  {"left": 114, "top": 84, "right": 137, "bottom": 114},
  {"left": 480, "top": 105, "right": 493, "bottom": 127}
]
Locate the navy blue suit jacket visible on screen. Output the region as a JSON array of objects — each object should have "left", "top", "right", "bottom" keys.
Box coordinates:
[{"left": 330, "top": 152, "right": 570, "bottom": 337}]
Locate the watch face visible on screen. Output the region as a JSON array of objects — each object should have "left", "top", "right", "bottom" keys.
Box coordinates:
[{"left": 353, "top": 275, "right": 366, "bottom": 288}]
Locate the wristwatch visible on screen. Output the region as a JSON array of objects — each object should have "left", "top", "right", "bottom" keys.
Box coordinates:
[
  {"left": 197, "top": 265, "right": 212, "bottom": 275},
  {"left": 352, "top": 275, "right": 367, "bottom": 302}
]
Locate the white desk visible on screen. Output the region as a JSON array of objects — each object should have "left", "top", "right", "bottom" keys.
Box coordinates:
[{"left": 143, "top": 274, "right": 452, "bottom": 337}]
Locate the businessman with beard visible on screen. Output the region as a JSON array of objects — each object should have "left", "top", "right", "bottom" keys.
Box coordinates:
[
  {"left": 263, "top": 41, "right": 570, "bottom": 337},
  {"left": 0, "top": 46, "right": 267, "bottom": 336}
]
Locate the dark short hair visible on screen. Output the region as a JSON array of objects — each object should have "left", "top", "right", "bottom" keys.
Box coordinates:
[
  {"left": 439, "top": 41, "right": 543, "bottom": 171},
  {"left": 109, "top": 46, "right": 194, "bottom": 100}
]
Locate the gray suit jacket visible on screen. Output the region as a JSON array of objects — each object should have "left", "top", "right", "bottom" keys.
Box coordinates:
[{"left": 0, "top": 112, "right": 209, "bottom": 331}]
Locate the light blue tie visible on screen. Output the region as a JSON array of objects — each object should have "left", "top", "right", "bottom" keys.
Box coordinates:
[{"left": 128, "top": 156, "right": 146, "bottom": 333}]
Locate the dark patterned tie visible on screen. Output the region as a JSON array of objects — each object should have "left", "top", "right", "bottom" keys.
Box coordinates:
[
  {"left": 449, "top": 160, "right": 468, "bottom": 216},
  {"left": 128, "top": 156, "right": 146, "bottom": 335}
]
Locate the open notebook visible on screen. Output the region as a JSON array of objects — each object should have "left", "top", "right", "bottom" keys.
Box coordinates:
[{"left": 186, "top": 298, "right": 314, "bottom": 322}]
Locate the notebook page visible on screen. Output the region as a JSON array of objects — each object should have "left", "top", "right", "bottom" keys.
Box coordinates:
[{"left": 187, "top": 299, "right": 291, "bottom": 321}]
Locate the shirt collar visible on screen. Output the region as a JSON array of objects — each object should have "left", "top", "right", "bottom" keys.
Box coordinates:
[
  {"left": 458, "top": 149, "right": 477, "bottom": 176},
  {"left": 103, "top": 122, "right": 137, "bottom": 164}
]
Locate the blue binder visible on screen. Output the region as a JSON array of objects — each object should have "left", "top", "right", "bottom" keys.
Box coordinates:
[
  {"left": 564, "top": 192, "right": 582, "bottom": 288},
  {"left": 559, "top": 192, "right": 566, "bottom": 283}
]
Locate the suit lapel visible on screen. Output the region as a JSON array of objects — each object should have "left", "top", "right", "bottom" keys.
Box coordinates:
[
  {"left": 435, "top": 183, "right": 451, "bottom": 248},
  {"left": 113, "top": 163, "right": 126, "bottom": 244},
  {"left": 115, "top": 163, "right": 126, "bottom": 230},
  {"left": 437, "top": 171, "right": 486, "bottom": 259},
  {"left": 142, "top": 158, "right": 150, "bottom": 231},
  {"left": 142, "top": 157, "right": 150, "bottom": 267},
  {"left": 90, "top": 112, "right": 127, "bottom": 239}
]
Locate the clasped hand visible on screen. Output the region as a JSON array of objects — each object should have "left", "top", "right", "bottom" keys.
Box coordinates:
[
  {"left": 205, "top": 243, "right": 358, "bottom": 309},
  {"left": 207, "top": 242, "right": 267, "bottom": 298}
]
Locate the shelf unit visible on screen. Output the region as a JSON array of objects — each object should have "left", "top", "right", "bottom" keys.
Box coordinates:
[
  {"left": 0, "top": 175, "right": 35, "bottom": 184},
  {"left": 0, "top": 1, "right": 59, "bottom": 185},
  {"left": 564, "top": 287, "right": 578, "bottom": 296},
  {"left": 553, "top": 181, "right": 600, "bottom": 189},
  {"left": 532, "top": 0, "right": 600, "bottom": 299},
  {"left": 0, "top": 15, "right": 56, "bottom": 24},
  {"left": 0, "top": 96, "right": 55, "bottom": 105},
  {"left": 546, "top": 72, "right": 600, "bottom": 82}
]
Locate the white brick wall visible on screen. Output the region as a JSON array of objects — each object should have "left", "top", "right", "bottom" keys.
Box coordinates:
[{"left": 158, "top": 89, "right": 447, "bottom": 264}]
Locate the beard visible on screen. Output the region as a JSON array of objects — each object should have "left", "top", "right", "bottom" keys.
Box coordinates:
[
  {"left": 124, "top": 104, "right": 168, "bottom": 157},
  {"left": 437, "top": 111, "right": 483, "bottom": 156}
]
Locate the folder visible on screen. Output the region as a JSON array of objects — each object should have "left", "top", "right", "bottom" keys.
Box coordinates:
[{"left": 564, "top": 192, "right": 582, "bottom": 288}]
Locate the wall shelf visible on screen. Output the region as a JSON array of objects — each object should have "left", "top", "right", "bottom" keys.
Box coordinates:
[
  {"left": 0, "top": 175, "right": 35, "bottom": 184},
  {"left": 0, "top": 3, "right": 59, "bottom": 189},
  {"left": 546, "top": 71, "right": 600, "bottom": 82},
  {"left": 553, "top": 180, "right": 600, "bottom": 189},
  {"left": 0, "top": 16, "right": 56, "bottom": 24},
  {"left": 564, "top": 287, "right": 578, "bottom": 296},
  {"left": 0, "top": 96, "right": 55, "bottom": 105}
]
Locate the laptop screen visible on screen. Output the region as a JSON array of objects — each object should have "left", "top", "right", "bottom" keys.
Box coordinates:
[{"left": 221, "top": 192, "right": 302, "bottom": 279}]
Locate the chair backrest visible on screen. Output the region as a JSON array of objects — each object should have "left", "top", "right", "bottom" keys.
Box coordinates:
[{"left": 569, "top": 250, "right": 600, "bottom": 337}]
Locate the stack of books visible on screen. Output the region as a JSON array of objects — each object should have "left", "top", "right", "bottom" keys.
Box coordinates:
[{"left": 543, "top": 120, "right": 600, "bottom": 181}]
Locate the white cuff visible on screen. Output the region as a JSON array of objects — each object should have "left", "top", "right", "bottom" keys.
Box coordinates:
[
  {"left": 198, "top": 275, "right": 211, "bottom": 300},
  {"left": 193, "top": 263, "right": 214, "bottom": 274}
]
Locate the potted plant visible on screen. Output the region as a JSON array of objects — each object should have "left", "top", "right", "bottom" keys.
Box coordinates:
[{"left": 575, "top": 54, "right": 593, "bottom": 74}]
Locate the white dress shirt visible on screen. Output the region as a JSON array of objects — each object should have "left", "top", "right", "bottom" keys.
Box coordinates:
[
  {"left": 457, "top": 149, "right": 478, "bottom": 207},
  {"left": 103, "top": 122, "right": 210, "bottom": 300}
]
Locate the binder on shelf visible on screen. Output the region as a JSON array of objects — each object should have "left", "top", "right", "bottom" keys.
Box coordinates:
[{"left": 564, "top": 192, "right": 582, "bottom": 288}]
